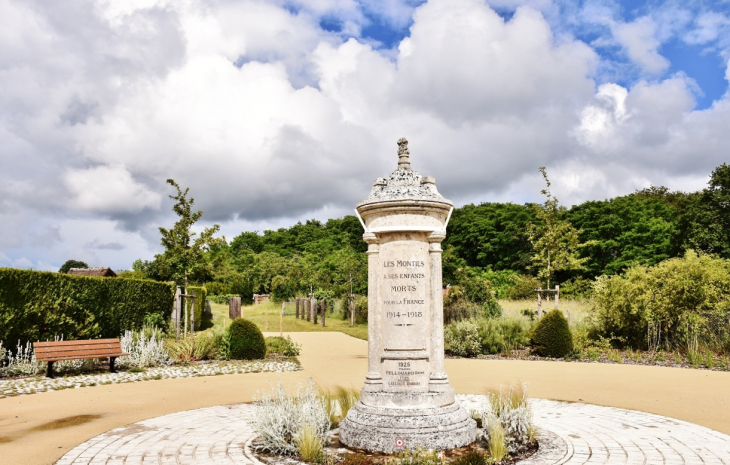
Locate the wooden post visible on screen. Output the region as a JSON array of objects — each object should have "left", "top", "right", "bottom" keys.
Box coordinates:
[
  {"left": 184, "top": 296, "right": 188, "bottom": 337},
  {"left": 537, "top": 288, "right": 542, "bottom": 319},
  {"left": 295, "top": 298, "right": 300, "bottom": 319},
  {"left": 306, "top": 298, "right": 311, "bottom": 322},
  {"left": 321, "top": 299, "right": 325, "bottom": 327},
  {"left": 280, "top": 302, "right": 284, "bottom": 337},
  {"left": 313, "top": 299, "right": 318, "bottom": 325},
  {"left": 348, "top": 294, "right": 355, "bottom": 326},
  {"left": 174, "top": 287, "right": 181, "bottom": 341},
  {"left": 229, "top": 296, "right": 241, "bottom": 319},
  {"left": 555, "top": 285, "right": 560, "bottom": 309},
  {"left": 190, "top": 298, "right": 195, "bottom": 335}
]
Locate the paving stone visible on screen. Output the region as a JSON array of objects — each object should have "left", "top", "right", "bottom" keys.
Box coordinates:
[{"left": 55, "top": 395, "right": 730, "bottom": 464}]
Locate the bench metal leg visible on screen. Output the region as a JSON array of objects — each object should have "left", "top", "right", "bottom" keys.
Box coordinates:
[
  {"left": 46, "top": 361, "right": 55, "bottom": 378},
  {"left": 110, "top": 357, "right": 117, "bottom": 373}
]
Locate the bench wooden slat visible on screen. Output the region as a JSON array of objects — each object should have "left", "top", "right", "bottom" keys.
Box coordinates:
[
  {"left": 34, "top": 339, "right": 120, "bottom": 348},
  {"left": 35, "top": 348, "right": 126, "bottom": 361},
  {"left": 39, "top": 352, "right": 129, "bottom": 362},
  {"left": 34, "top": 342, "right": 123, "bottom": 354}
]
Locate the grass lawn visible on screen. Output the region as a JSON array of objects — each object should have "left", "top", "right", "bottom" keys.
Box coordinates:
[
  {"left": 498, "top": 298, "right": 592, "bottom": 328},
  {"left": 209, "top": 300, "right": 369, "bottom": 340}
]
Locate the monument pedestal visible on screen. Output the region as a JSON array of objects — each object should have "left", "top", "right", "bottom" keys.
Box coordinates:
[{"left": 339, "top": 138, "right": 476, "bottom": 452}]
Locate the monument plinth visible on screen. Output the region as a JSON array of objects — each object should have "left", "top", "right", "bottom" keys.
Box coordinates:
[{"left": 339, "top": 139, "right": 476, "bottom": 452}]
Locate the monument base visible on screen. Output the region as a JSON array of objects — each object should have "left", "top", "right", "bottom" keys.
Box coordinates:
[{"left": 339, "top": 395, "right": 477, "bottom": 453}]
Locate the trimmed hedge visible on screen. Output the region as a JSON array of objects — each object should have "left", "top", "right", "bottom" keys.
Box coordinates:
[
  {"left": 0, "top": 268, "right": 174, "bottom": 344},
  {"left": 228, "top": 318, "right": 266, "bottom": 360},
  {"left": 530, "top": 309, "right": 573, "bottom": 358},
  {"left": 186, "top": 286, "right": 207, "bottom": 331}
]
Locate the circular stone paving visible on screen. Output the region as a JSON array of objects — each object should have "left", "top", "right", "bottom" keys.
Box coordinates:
[{"left": 55, "top": 396, "right": 730, "bottom": 465}]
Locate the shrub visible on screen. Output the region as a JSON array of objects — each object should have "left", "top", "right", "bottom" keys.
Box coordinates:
[
  {"left": 354, "top": 295, "right": 368, "bottom": 324},
  {"left": 592, "top": 250, "right": 730, "bottom": 352},
  {"left": 208, "top": 294, "right": 241, "bottom": 305},
  {"left": 507, "top": 275, "right": 541, "bottom": 300},
  {"left": 228, "top": 318, "right": 266, "bottom": 360},
  {"left": 252, "top": 380, "right": 330, "bottom": 456},
  {"left": 117, "top": 326, "right": 170, "bottom": 368},
  {"left": 266, "top": 336, "right": 301, "bottom": 356},
  {"left": 476, "top": 318, "right": 530, "bottom": 354},
  {"left": 530, "top": 309, "right": 573, "bottom": 357},
  {"left": 445, "top": 320, "right": 481, "bottom": 357},
  {"left": 0, "top": 268, "right": 174, "bottom": 344},
  {"left": 444, "top": 286, "right": 483, "bottom": 324}
]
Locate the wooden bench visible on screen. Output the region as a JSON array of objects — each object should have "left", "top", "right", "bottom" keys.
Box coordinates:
[{"left": 33, "top": 338, "right": 129, "bottom": 378}]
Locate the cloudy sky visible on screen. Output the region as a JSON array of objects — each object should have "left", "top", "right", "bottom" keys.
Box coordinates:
[{"left": 1, "top": 0, "right": 729, "bottom": 272}]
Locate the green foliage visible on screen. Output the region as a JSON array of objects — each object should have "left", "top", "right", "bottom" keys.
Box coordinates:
[
  {"left": 506, "top": 274, "right": 541, "bottom": 300},
  {"left": 567, "top": 187, "right": 681, "bottom": 277},
  {"left": 0, "top": 268, "right": 173, "bottom": 344},
  {"left": 453, "top": 450, "right": 488, "bottom": 465},
  {"left": 527, "top": 167, "right": 592, "bottom": 288},
  {"left": 530, "top": 309, "right": 573, "bottom": 357},
  {"left": 208, "top": 294, "right": 240, "bottom": 304},
  {"left": 265, "top": 336, "right": 301, "bottom": 356},
  {"left": 477, "top": 318, "right": 530, "bottom": 355},
  {"left": 445, "top": 320, "right": 481, "bottom": 357},
  {"left": 444, "top": 202, "right": 536, "bottom": 271},
  {"left": 58, "top": 260, "right": 89, "bottom": 274},
  {"left": 153, "top": 179, "right": 223, "bottom": 287},
  {"left": 185, "top": 286, "right": 207, "bottom": 330},
  {"left": 443, "top": 286, "right": 483, "bottom": 324},
  {"left": 228, "top": 318, "right": 266, "bottom": 360},
  {"left": 592, "top": 250, "right": 730, "bottom": 352},
  {"left": 353, "top": 295, "right": 368, "bottom": 324}
]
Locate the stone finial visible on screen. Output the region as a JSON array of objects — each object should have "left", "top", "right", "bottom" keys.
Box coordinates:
[{"left": 397, "top": 137, "right": 410, "bottom": 170}]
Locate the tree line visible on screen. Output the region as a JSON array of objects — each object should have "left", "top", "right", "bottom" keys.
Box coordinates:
[{"left": 127, "top": 163, "right": 729, "bottom": 303}]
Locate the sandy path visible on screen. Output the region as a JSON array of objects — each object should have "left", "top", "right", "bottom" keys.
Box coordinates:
[{"left": 2, "top": 331, "right": 729, "bottom": 464}]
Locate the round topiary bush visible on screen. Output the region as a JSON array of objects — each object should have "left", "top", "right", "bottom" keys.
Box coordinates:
[
  {"left": 530, "top": 309, "right": 573, "bottom": 358},
  {"left": 228, "top": 318, "right": 266, "bottom": 360}
]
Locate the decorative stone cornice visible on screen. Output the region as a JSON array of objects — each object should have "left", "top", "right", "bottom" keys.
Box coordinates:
[{"left": 360, "top": 138, "right": 449, "bottom": 204}]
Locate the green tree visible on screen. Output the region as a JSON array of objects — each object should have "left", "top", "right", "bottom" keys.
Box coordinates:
[
  {"left": 156, "top": 179, "right": 222, "bottom": 295},
  {"left": 527, "top": 167, "right": 591, "bottom": 289},
  {"left": 59, "top": 259, "right": 88, "bottom": 273}
]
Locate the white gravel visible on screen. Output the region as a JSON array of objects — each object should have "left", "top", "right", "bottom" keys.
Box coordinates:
[{"left": 0, "top": 359, "right": 301, "bottom": 398}]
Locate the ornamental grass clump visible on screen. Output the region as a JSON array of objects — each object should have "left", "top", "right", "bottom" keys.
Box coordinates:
[
  {"left": 295, "top": 424, "right": 323, "bottom": 462},
  {"left": 321, "top": 386, "right": 359, "bottom": 427},
  {"left": 252, "top": 380, "right": 330, "bottom": 456},
  {"left": 476, "top": 383, "right": 536, "bottom": 456}
]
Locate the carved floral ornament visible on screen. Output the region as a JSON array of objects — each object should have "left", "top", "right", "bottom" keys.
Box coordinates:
[{"left": 364, "top": 138, "right": 445, "bottom": 202}]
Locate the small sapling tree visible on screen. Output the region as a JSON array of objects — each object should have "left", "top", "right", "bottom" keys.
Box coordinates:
[
  {"left": 527, "top": 167, "right": 592, "bottom": 290},
  {"left": 156, "top": 179, "right": 222, "bottom": 334}
]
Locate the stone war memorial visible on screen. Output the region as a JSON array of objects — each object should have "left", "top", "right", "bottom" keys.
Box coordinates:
[{"left": 339, "top": 138, "right": 477, "bottom": 452}]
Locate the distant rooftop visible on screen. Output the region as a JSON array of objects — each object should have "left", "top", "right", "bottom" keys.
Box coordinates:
[{"left": 67, "top": 267, "right": 117, "bottom": 278}]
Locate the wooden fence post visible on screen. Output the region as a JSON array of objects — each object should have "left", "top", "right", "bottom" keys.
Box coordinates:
[
  {"left": 306, "top": 298, "right": 311, "bottom": 322},
  {"left": 174, "top": 287, "right": 181, "bottom": 341},
  {"left": 313, "top": 299, "right": 318, "bottom": 325},
  {"left": 190, "top": 298, "right": 195, "bottom": 335},
  {"left": 280, "top": 302, "right": 284, "bottom": 337},
  {"left": 321, "top": 299, "right": 325, "bottom": 327},
  {"left": 555, "top": 285, "right": 560, "bottom": 309},
  {"left": 229, "top": 296, "right": 241, "bottom": 319},
  {"left": 348, "top": 294, "right": 355, "bottom": 326},
  {"left": 295, "top": 298, "right": 300, "bottom": 319},
  {"left": 537, "top": 288, "right": 542, "bottom": 319}
]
